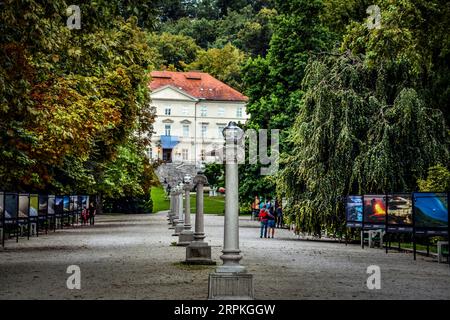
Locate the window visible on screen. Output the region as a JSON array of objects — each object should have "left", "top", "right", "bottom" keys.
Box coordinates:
[
  {"left": 182, "top": 149, "right": 188, "bottom": 161},
  {"left": 200, "top": 106, "right": 207, "bottom": 117},
  {"left": 218, "top": 107, "right": 225, "bottom": 117},
  {"left": 148, "top": 148, "right": 152, "bottom": 159},
  {"left": 201, "top": 124, "right": 208, "bottom": 138},
  {"left": 165, "top": 107, "right": 171, "bottom": 116},
  {"left": 183, "top": 124, "right": 189, "bottom": 138},
  {"left": 182, "top": 106, "right": 188, "bottom": 115},
  {"left": 236, "top": 106, "right": 243, "bottom": 118},
  {"left": 165, "top": 124, "right": 171, "bottom": 136}
]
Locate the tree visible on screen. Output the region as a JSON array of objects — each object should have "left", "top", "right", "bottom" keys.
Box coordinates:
[
  {"left": 277, "top": 52, "right": 449, "bottom": 235},
  {"left": 186, "top": 0, "right": 220, "bottom": 19},
  {"left": 216, "top": 0, "right": 272, "bottom": 17},
  {"left": 238, "top": 0, "right": 333, "bottom": 205},
  {"left": 159, "top": 17, "right": 219, "bottom": 48},
  {"left": 184, "top": 43, "right": 246, "bottom": 90},
  {"left": 342, "top": 0, "right": 450, "bottom": 124},
  {"left": 204, "top": 163, "right": 224, "bottom": 190},
  {"left": 156, "top": 0, "right": 187, "bottom": 22},
  {"left": 320, "top": 0, "right": 372, "bottom": 39},
  {"left": 147, "top": 32, "right": 200, "bottom": 70},
  {"left": 213, "top": 6, "right": 275, "bottom": 57},
  {"left": 242, "top": 0, "right": 332, "bottom": 132},
  {"left": 0, "top": 1, "right": 157, "bottom": 205}
]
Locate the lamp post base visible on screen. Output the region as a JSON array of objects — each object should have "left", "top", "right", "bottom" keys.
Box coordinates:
[
  {"left": 169, "top": 217, "right": 178, "bottom": 229},
  {"left": 177, "top": 230, "right": 194, "bottom": 246},
  {"left": 185, "top": 241, "right": 215, "bottom": 264},
  {"left": 208, "top": 272, "right": 254, "bottom": 300},
  {"left": 173, "top": 223, "right": 184, "bottom": 235}
]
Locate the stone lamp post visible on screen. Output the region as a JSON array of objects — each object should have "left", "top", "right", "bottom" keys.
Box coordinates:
[
  {"left": 168, "top": 189, "right": 176, "bottom": 225},
  {"left": 208, "top": 121, "right": 254, "bottom": 300},
  {"left": 168, "top": 189, "right": 178, "bottom": 229},
  {"left": 185, "top": 170, "right": 215, "bottom": 265},
  {"left": 173, "top": 184, "right": 185, "bottom": 236},
  {"left": 178, "top": 175, "right": 195, "bottom": 246}
]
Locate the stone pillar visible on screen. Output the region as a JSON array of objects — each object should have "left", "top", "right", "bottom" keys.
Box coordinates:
[
  {"left": 168, "top": 192, "right": 175, "bottom": 224},
  {"left": 208, "top": 130, "right": 254, "bottom": 300},
  {"left": 185, "top": 173, "right": 215, "bottom": 264},
  {"left": 173, "top": 189, "right": 184, "bottom": 236},
  {"left": 216, "top": 160, "right": 244, "bottom": 273},
  {"left": 169, "top": 190, "right": 178, "bottom": 229},
  {"left": 178, "top": 183, "right": 195, "bottom": 246}
]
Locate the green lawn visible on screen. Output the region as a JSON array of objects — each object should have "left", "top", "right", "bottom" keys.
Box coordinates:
[
  {"left": 151, "top": 186, "right": 225, "bottom": 214},
  {"left": 151, "top": 186, "right": 170, "bottom": 213}
]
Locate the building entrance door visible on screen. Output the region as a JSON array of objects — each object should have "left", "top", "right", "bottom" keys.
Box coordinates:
[{"left": 162, "top": 149, "right": 172, "bottom": 162}]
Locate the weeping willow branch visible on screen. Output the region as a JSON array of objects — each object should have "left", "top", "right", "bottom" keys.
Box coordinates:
[{"left": 276, "top": 52, "right": 449, "bottom": 235}]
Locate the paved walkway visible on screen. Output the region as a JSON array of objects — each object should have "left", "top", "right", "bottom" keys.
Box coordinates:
[{"left": 0, "top": 212, "right": 449, "bottom": 299}]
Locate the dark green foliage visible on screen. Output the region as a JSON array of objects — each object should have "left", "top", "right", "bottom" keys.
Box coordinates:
[
  {"left": 238, "top": 0, "right": 332, "bottom": 204},
  {"left": 418, "top": 164, "right": 450, "bottom": 192},
  {"left": 204, "top": 163, "right": 224, "bottom": 189},
  {"left": 277, "top": 52, "right": 449, "bottom": 234},
  {"left": 147, "top": 32, "right": 201, "bottom": 70},
  {"left": 159, "top": 3, "right": 274, "bottom": 54}
]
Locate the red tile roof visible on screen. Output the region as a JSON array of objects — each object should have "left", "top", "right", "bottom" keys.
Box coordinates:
[{"left": 149, "top": 71, "right": 248, "bottom": 102}]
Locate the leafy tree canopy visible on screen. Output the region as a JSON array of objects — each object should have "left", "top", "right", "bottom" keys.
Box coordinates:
[
  {"left": 0, "top": 0, "right": 157, "bottom": 202},
  {"left": 184, "top": 43, "right": 246, "bottom": 90}
]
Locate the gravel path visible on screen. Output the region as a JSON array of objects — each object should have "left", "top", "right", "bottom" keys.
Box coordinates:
[{"left": 0, "top": 212, "right": 449, "bottom": 299}]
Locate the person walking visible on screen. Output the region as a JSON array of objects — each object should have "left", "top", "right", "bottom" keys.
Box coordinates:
[
  {"left": 266, "top": 198, "right": 272, "bottom": 211},
  {"left": 88, "top": 202, "right": 96, "bottom": 225},
  {"left": 276, "top": 204, "right": 283, "bottom": 228},
  {"left": 258, "top": 205, "right": 269, "bottom": 238},
  {"left": 259, "top": 198, "right": 265, "bottom": 210},
  {"left": 267, "top": 205, "right": 276, "bottom": 238},
  {"left": 81, "top": 206, "right": 89, "bottom": 225},
  {"left": 252, "top": 196, "right": 260, "bottom": 220}
]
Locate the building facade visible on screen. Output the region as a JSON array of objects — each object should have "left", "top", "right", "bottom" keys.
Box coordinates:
[{"left": 149, "top": 71, "right": 248, "bottom": 165}]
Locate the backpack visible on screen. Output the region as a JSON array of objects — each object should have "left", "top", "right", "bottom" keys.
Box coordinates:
[{"left": 258, "top": 210, "right": 268, "bottom": 221}]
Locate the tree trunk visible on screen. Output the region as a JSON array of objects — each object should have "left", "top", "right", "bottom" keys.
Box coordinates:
[{"left": 96, "top": 193, "right": 103, "bottom": 215}]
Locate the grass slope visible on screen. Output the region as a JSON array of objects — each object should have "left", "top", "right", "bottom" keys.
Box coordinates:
[{"left": 151, "top": 186, "right": 225, "bottom": 214}]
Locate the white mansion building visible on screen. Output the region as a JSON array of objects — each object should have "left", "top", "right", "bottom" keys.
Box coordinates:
[{"left": 148, "top": 71, "right": 248, "bottom": 167}]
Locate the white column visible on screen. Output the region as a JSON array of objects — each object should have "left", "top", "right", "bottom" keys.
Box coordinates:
[
  {"left": 184, "top": 184, "right": 192, "bottom": 230},
  {"left": 217, "top": 145, "right": 244, "bottom": 273}
]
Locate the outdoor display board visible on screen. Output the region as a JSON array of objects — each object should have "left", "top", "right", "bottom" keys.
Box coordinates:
[
  {"left": 80, "top": 196, "right": 89, "bottom": 211},
  {"left": 1, "top": 192, "right": 96, "bottom": 247},
  {"left": 63, "top": 196, "right": 70, "bottom": 213},
  {"left": 48, "top": 195, "right": 55, "bottom": 216},
  {"left": 38, "top": 195, "right": 48, "bottom": 216},
  {"left": 413, "top": 192, "right": 448, "bottom": 235},
  {"left": 4, "top": 193, "right": 18, "bottom": 220},
  {"left": 346, "top": 192, "right": 449, "bottom": 236},
  {"left": 18, "top": 194, "right": 29, "bottom": 219},
  {"left": 73, "top": 196, "right": 79, "bottom": 213},
  {"left": 346, "top": 195, "right": 363, "bottom": 228},
  {"left": 29, "top": 194, "right": 38, "bottom": 217},
  {"left": 55, "top": 196, "right": 63, "bottom": 214},
  {"left": 70, "top": 195, "right": 75, "bottom": 212},
  {"left": 363, "top": 195, "right": 386, "bottom": 229},
  {"left": 387, "top": 194, "right": 413, "bottom": 232}
]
